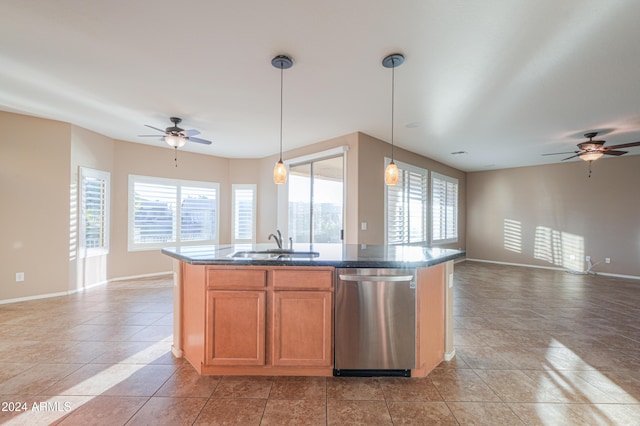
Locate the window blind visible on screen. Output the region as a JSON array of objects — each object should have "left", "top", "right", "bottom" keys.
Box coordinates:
[
  {"left": 386, "top": 160, "right": 428, "bottom": 245},
  {"left": 232, "top": 184, "right": 256, "bottom": 243},
  {"left": 129, "top": 175, "right": 218, "bottom": 250},
  {"left": 432, "top": 173, "right": 459, "bottom": 243},
  {"left": 79, "top": 167, "right": 110, "bottom": 257}
]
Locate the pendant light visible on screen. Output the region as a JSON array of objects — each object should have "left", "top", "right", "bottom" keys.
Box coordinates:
[
  {"left": 272, "top": 55, "right": 293, "bottom": 184},
  {"left": 382, "top": 53, "right": 404, "bottom": 186}
]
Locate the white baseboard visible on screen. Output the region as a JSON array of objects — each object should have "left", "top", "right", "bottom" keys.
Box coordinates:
[
  {"left": 444, "top": 349, "right": 456, "bottom": 361},
  {"left": 171, "top": 345, "right": 183, "bottom": 358},
  {"left": 108, "top": 271, "right": 173, "bottom": 282},
  {"left": 466, "top": 258, "right": 640, "bottom": 280},
  {"left": 73, "top": 280, "right": 109, "bottom": 292},
  {"left": 592, "top": 271, "right": 640, "bottom": 281},
  {"left": 0, "top": 291, "right": 71, "bottom": 305},
  {"left": 467, "top": 258, "right": 565, "bottom": 271},
  {"left": 0, "top": 271, "right": 174, "bottom": 305}
]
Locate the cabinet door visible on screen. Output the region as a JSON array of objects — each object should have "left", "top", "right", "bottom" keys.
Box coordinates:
[
  {"left": 272, "top": 291, "right": 333, "bottom": 367},
  {"left": 206, "top": 290, "right": 266, "bottom": 366}
]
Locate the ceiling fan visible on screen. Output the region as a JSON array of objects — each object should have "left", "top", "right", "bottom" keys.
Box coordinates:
[
  {"left": 139, "top": 117, "right": 212, "bottom": 148},
  {"left": 543, "top": 132, "right": 640, "bottom": 162}
]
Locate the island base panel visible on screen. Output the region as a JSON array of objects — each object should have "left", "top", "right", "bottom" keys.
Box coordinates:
[{"left": 200, "top": 365, "right": 333, "bottom": 376}]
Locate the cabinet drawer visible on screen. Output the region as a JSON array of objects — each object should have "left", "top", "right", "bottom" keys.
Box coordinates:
[
  {"left": 207, "top": 268, "right": 267, "bottom": 289},
  {"left": 272, "top": 269, "right": 333, "bottom": 290}
]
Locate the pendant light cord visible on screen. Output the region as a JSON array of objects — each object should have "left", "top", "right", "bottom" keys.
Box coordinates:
[
  {"left": 391, "top": 59, "right": 395, "bottom": 161},
  {"left": 279, "top": 64, "right": 284, "bottom": 162}
]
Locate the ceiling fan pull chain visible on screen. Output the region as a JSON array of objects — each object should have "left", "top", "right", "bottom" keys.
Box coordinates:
[
  {"left": 174, "top": 147, "right": 178, "bottom": 167},
  {"left": 588, "top": 160, "right": 592, "bottom": 178}
]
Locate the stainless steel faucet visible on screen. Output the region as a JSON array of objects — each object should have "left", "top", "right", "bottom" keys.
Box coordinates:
[{"left": 268, "top": 230, "right": 283, "bottom": 249}]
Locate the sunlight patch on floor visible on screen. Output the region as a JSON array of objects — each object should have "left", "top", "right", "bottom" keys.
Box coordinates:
[
  {"left": 534, "top": 338, "right": 638, "bottom": 424},
  {"left": 4, "top": 340, "right": 171, "bottom": 425}
]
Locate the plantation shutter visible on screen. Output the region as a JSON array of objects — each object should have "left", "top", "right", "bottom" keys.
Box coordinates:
[
  {"left": 132, "top": 181, "right": 177, "bottom": 245},
  {"left": 385, "top": 160, "right": 428, "bottom": 245},
  {"left": 129, "top": 175, "right": 219, "bottom": 250},
  {"left": 79, "top": 167, "right": 110, "bottom": 256},
  {"left": 232, "top": 185, "right": 256, "bottom": 243},
  {"left": 432, "top": 173, "right": 459, "bottom": 243}
]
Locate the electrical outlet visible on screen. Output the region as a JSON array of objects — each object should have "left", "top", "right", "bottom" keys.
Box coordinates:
[
  {"left": 605, "top": 258, "right": 611, "bottom": 264},
  {"left": 586, "top": 256, "right": 591, "bottom": 262},
  {"left": 16, "top": 272, "right": 24, "bottom": 282}
]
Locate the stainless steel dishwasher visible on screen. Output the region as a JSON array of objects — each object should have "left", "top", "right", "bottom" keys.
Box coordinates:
[{"left": 334, "top": 268, "right": 416, "bottom": 377}]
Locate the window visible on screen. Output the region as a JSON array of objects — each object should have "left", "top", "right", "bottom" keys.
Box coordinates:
[
  {"left": 79, "top": 167, "right": 110, "bottom": 257},
  {"left": 385, "top": 159, "right": 428, "bottom": 245},
  {"left": 232, "top": 184, "right": 256, "bottom": 243},
  {"left": 432, "top": 172, "right": 459, "bottom": 244},
  {"left": 128, "top": 175, "right": 219, "bottom": 250},
  {"left": 288, "top": 155, "right": 344, "bottom": 244}
]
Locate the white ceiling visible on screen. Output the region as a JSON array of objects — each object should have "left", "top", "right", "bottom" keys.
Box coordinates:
[{"left": 2, "top": 0, "right": 640, "bottom": 172}]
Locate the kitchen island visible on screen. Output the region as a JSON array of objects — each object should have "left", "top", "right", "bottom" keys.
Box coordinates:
[{"left": 162, "top": 244, "right": 465, "bottom": 377}]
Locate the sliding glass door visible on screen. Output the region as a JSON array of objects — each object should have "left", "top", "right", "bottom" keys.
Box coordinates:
[{"left": 288, "top": 155, "right": 344, "bottom": 244}]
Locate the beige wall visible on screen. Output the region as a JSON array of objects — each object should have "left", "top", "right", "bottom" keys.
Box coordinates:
[
  {"left": 1, "top": 110, "right": 468, "bottom": 302},
  {"left": 467, "top": 155, "right": 640, "bottom": 277},
  {"left": 357, "top": 133, "right": 467, "bottom": 249},
  {"left": 1, "top": 111, "right": 71, "bottom": 300}
]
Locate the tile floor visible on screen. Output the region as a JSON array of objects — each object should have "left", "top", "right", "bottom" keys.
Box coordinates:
[{"left": 0, "top": 262, "right": 639, "bottom": 425}]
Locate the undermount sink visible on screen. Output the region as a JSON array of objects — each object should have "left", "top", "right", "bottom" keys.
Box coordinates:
[{"left": 229, "top": 250, "right": 320, "bottom": 260}]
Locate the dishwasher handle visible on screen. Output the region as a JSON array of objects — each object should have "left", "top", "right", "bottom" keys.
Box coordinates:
[{"left": 339, "top": 274, "right": 414, "bottom": 282}]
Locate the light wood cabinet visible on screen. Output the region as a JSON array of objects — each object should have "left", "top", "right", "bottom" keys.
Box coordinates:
[
  {"left": 205, "top": 290, "right": 266, "bottom": 366},
  {"left": 272, "top": 290, "right": 333, "bottom": 367},
  {"left": 184, "top": 265, "right": 334, "bottom": 376}
]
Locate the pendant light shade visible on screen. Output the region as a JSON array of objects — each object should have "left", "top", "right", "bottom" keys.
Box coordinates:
[
  {"left": 382, "top": 53, "right": 404, "bottom": 186},
  {"left": 385, "top": 160, "right": 399, "bottom": 185},
  {"left": 272, "top": 55, "right": 293, "bottom": 184},
  {"left": 273, "top": 159, "right": 287, "bottom": 184}
]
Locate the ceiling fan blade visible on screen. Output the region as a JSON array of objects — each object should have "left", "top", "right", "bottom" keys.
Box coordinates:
[
  {"left": 542, "top": 151, "right": 577, "bottom": 156},
  {"left": 561, "top": 154, "right": 581, "bottom": 161},
  {"left": 184, "top": 129, "right": 201, "bottom": 136},
  {"left": 144, "top": 125, "right": 167, "bottom": 133},
  {"left": 602, "top": 150, "right": 628, "bottom": 156},
  {"left": 138, "top": 134, "right": 164, "bottom": 137},
  {"left": 604, "top": 141, "right": 640, "bottom": 150},
  {"left": 187, "top": 136, "right": 212, "bottom": 145}
]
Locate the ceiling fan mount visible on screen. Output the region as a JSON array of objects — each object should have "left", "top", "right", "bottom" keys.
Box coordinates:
[
  {"left": 583, "top": 131, "right": 598, "bottom": 139},
  {"left": 165, "top": 117, "right": 184, "bottom": 135}
]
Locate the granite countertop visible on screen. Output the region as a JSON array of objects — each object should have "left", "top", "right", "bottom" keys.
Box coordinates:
[{"left": 161, "top": 243, "right": 465, "bottom": 268}]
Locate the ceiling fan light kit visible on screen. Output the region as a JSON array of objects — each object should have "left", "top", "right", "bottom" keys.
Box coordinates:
[
  {"left": 165, "top": 134, "right": 187, "bottom": 148},
  {"left": 579, "top": 152, "right": 603, "bottom": 162},
  {"left": 272, "top": 54, "right": 293, "bottom": 185},
  {"left": 383, "top": 53, "right": 404, "bottom": 186}
]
